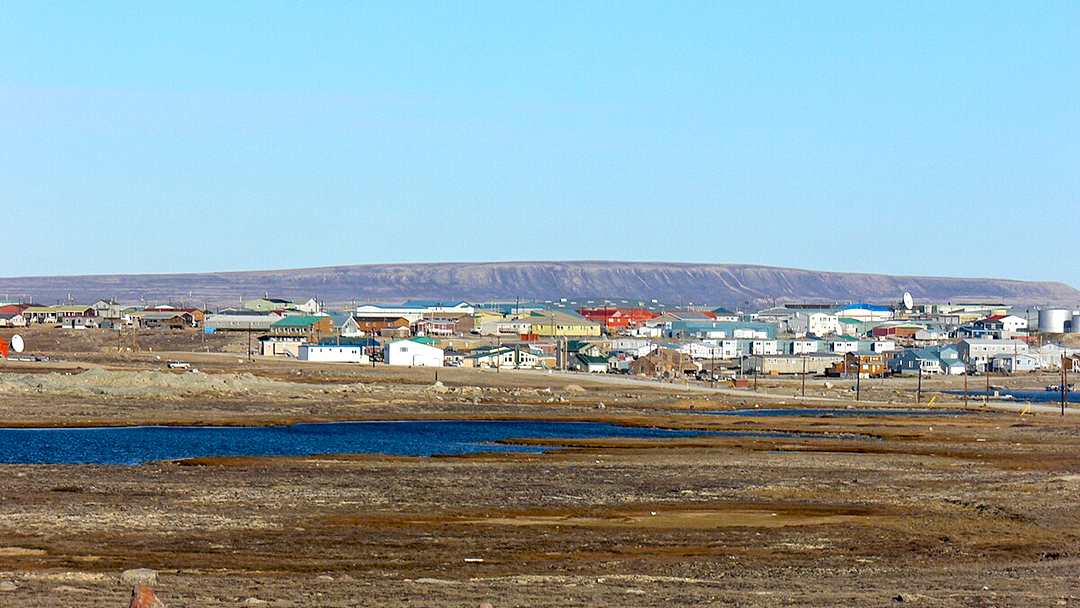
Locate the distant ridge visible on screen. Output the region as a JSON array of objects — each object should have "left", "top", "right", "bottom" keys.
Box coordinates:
[{"left": 2, "top": 261, "right": 1078, "bottom": 307}]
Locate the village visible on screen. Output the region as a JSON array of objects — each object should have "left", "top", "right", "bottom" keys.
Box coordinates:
[{"left": 3, "top": 295, "right": 1079, "bottom": 386}]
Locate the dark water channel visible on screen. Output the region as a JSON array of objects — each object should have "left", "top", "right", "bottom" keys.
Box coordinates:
[{"left": 0, "top": 419, "right": 783, "bottom": 465}]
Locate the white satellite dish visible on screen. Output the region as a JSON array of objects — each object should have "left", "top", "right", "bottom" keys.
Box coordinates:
[
  {"left": 902, "top": 292, "right": 914, "bottom": 310},
  {"left": 10, "top": 334, "right": 24, "bottom": 353}
]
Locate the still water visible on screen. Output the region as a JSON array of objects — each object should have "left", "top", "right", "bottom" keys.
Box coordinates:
[{"left": 0, "top": 419, "right": 756, "bottom": 465}]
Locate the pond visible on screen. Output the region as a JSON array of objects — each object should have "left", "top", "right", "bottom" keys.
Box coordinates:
[
  {"left": 944, "top": 390, "right": 1080, "bottom": 404},
  {"left": 0, "top": 419, "right": 775, "bottom": 465}
]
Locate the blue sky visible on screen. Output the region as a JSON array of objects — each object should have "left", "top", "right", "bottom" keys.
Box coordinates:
[{"left": 2, "top": 1, "right": 1078, "bottom": 285}]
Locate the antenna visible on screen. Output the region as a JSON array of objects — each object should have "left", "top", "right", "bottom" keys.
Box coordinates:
[
  {"left": 10, "top": 335, "right": 24, "bottom": 353},
  {"left": 903, "top": 292, "right": 914, "bottom": 310}
]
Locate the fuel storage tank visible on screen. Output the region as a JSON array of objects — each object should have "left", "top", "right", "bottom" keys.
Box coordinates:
[{"left": 1039, "top": 308, "right": 1071, "bottom": 333}]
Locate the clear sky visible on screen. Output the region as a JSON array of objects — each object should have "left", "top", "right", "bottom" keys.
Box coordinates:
[{"left": 2, "top": 1, "right": 1078, "bottom": 285}]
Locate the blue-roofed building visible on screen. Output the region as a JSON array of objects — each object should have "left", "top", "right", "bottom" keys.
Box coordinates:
[
  {"left": 834, "top": 303, "right": 894, "bottom": 322},
  {"left": 710, "top": 307, "right": 739, "bottom": 322}
]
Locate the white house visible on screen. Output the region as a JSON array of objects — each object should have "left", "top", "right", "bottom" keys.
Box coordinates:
[
  {"left": 958, "top": 339, "right": 1029, "bottom": 372},
  {"left": 788, "top": 312, "right": 841, "bottom": 337},
  {"left": 629, "top": 325, "right": 662, "bottom": 338},
  {"left": 608, "top": 338, "right": 656, "bottom": 358},
  {"left": 789, "top": 338, "right": 821, "bottom": 355},
  {"left": 827, "top": 337, "right": 862, "bottom": 353},
  {"left": 299, "top": 344, "right": 369, "bottom": 364},
  {"left": 914, "top": 328, "right": 949, "bottom": 344},
  {"left": 384, "top": 338, "right": 444, "bottom": 367},
  {"left": 869, "top": 340, "right": 896, "bottom": 353},
  {"left": 993, "top": 353, "right": 1039, "bottom": 373},
  {"left": 0, "top": 313, "right": 26, "bottom": 327},
  {"left": 979, "top": 314, "right": 1028, "bottom": 334},
  {"left": 750, "top": 339, "right": 779, "bottom": 355},
  {"left": 1031, "top": 344, "right": 1080, "bottom": 369},
  {"left": 356, "top": 301, "right": 474, "bottom": 324},
  {"left": 700, "top": 338, "right": 740, "bottom": 359},
  {"left": 478, "top": 319, "right": 532, "bottom": 336},
  {"left": 682, "top": 341, "right": 725, "bottom": 359}
]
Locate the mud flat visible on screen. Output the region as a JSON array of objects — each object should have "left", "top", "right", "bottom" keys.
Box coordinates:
[{"left": 0, "top": 346, "right": 1077, "bottom": 605}]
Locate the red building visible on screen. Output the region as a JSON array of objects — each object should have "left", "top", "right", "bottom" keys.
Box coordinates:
[{"left": 576, "top": 308, "right": 659, "bottom": 330}]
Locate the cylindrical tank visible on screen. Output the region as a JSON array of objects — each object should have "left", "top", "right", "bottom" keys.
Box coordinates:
[
  {"left": 1039, "top": 308, "right": 1071, "bottom": 333},
  {"left": 1071, "top": 313, "right": 1080, "bottom": 334}
]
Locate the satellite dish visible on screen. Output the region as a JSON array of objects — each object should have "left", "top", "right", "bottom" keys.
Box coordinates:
[
  {"left": 11, "top": 335, "right": 24, "bottom": 353},
  {"left": 902, "top": 292, "right": 914, "bottom": 310}
]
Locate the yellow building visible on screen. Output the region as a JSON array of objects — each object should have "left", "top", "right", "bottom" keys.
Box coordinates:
[{"left": 524, "top": 311, "right": 602, "bottom": 337}]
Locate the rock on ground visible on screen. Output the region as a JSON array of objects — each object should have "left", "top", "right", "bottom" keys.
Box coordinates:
[
  {"left": 130, "top": 585, "right": 164, "bottom": 608},
  {"left": 120, "top": 568, "right": 158, "bottom": 588}
]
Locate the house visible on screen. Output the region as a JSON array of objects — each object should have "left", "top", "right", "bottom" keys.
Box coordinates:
[
  {"left": 135, "top": 310, "right": 197, "bottom": 329},
  {"left": 324, "top": 312, "right": 363, "bottom": 337},
  {"left": 384, "top": 338, "right": 444, "bottom": 367},
  {"left": 749, "top": 339, "right": 779, "bottom": 355},
  {"left": 462, "top": 345, "right": 541, "bottom": 369},
  {"left": 785, "top": 337, "right": 823, "bottom": 355},
  {"left": 827, "top": 352, "right": 887, "bottom": 378},
  {"left": 825, "top": 336, "right": 863, "bottom": 354},
  {"left": 0, "top": 313, "right": 26, "bottom": 327},
  {"left": 351, "top": 316, "right": 412, "bottom": 336},
  {"left": 204, "top": 311, "right": 282, "bottom": 332},
  {"left": 576, "top": 308, "right": 659, "bottom": 331},
  {"left": 246, "top": 297, "right": 320, "bottom": 314},
  {"left": 414, "top": 312, "right": 474, "bottom": 336},
  {"left": 665, "top": 320, "right": 777, "bottom": 340},
  {"left": 869, "top": 340, "right": 896, "bottom": 353},
  {"left": 571, "top": 352, "right": 610, "bottom": 373},
  {"left": 743, "top": 353, "right": 841, "bottom": 375},
  {"left": 298, "top": 344, "right": 369, "bottom": 364},
  {"left": 710, "top": 307, "right": 740, "bottom": 322},
  {"left": 608, "top": 338, "right": 656, "bottom": 357},
  {"left": 522, "top": 310, "right": 602, "bottom": 337},
  {"left": 61, "top": 315, "right": 100, "bottom": 329},
  {"left": 977, "top": 314, "right": 1028, "bottom": 334},
  {"left": 90, "top": 299, "right": 123, "bottom": 319},
  {"left": 146, "top": 307, "right": 204, "bottom": 326},
  {"left": 629, "top": 348, "right": 700, "bottom": 377},
  {"left": 788, "top": 312, "right": 840, "bottom": 337},
  {"left": 914, "top": 328, "right": 949, "bottom": 344},
  {"left": 269, "top": 315, "right": 335, "bottom": 344},
  {"left": 22, "top": 305, "right": 95, "bottom": 324},
  {"left": 1030, "top": 344, "right": 1080, "bottom": 369},
  {"left": 681, "top": 341, "right": 726, "bottom": 359},
  {"left": 872, "top": 324, "right": 924, "bottom": 340},
  {"left": 993, "top": 353, "right": 1039, "bottom": 373},
  {"left": 354, "top": 301, "right": 473, "bottom": 324},
  {"left": 889, "top": 347, "right": 966, "bottom": 375},
  {"left": 957, "top": 339, "right": 1029, "bottom": 372}
]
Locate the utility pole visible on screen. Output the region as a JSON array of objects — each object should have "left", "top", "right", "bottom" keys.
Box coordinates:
[
  {"left": 855, "top": 354, "right": 861, "bottom": 402},
  {"left": 916, "top": 366, "right": 922, "bottom": 405},
  {"left": 984, "top": 363, "right": 990, "bottom": 407},
  {"left": 963, "top": 354, "right": 969, "bottom": 408},
  {"left": 1062, "top": 354, "right": 1068, "bottom": 416},
  {"left": 801, "top": 354, "right": 807, "bottom": 397}
]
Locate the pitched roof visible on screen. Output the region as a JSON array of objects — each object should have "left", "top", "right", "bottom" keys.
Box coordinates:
[{"left": 576, "top": 353, "right": 610, "bottom": 365}]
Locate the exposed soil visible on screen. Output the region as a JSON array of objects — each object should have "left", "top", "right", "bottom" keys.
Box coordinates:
[{"left": 0, "top": 328, "right": 1077, "bottom": 606}]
